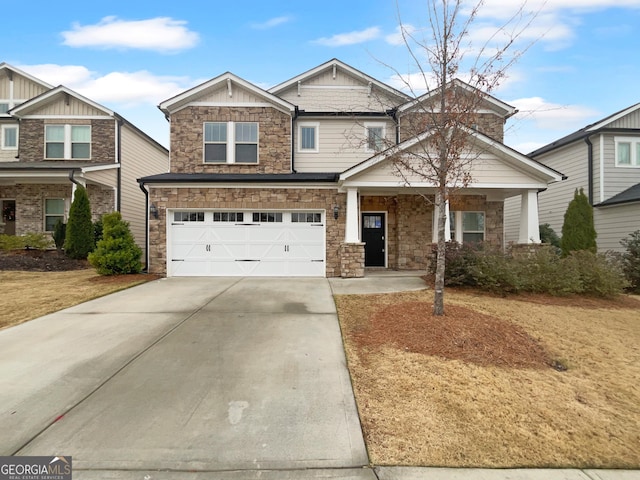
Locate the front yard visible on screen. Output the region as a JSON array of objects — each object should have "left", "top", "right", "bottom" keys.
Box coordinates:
[{"left": 336, "top": 289, "right": 640, "bottom": 468}]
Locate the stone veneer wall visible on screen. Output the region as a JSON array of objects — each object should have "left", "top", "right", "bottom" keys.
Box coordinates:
[
  {"left": 399, "top": 112, "right": 505, "bottom": 142},
  {"left": 340, "top": 243, "right": 365, "bottom": 278},
  {"left": 169, "top": 106, "right": 292, "bottom": 174},
  {"left": 396, "top": 195, "right": 434, "bottom": 270},
  {"left": 18, "top": 119, "right": 115, "bottom": 162},
  {"left": 147, "top": 187, "right": 345, "bottom": 276},
  {"left": 0, "top": 183, "right": 115, "bottom": 235}
]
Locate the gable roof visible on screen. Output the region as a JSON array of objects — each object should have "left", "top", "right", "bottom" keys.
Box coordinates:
[
  {"left": 595, "top": 182, "right": 640, "bottom": 207},
  {"left": 10, "top": 85, "right": 114, "bottom": 117},
  {"left": 159, "top": 72, "right": 295, "bottom": 116},
  {"left": 0, "top": 63, "right": 53, "bottom": 90},
  {"left": 268, "top": 58, "right": 411, "bottom": 103},
  {"left": 340, "top": 125, "right": 564, "bottom": 184},
  {"left": 530, "top": 102, "right": 640, "bottom": 157},
  {"left": 397, "top": 78, "right": 517, "bottom": 118}
]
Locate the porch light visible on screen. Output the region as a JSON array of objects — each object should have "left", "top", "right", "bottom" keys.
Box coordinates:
[
  {"left": 333, "top": 205, "right": 340, "bottom": 220},
  {"left": 150, "top": 203, "right": 159, "bottom": 219}
]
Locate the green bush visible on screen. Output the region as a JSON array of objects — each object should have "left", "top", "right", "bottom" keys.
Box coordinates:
[
  {"left": 52, "top": 220, "right": 66, "bottom": 251},
  {"left": 88, "top": 212, "right": 142, "bottom": 275},
  {"left": 93, "top": 218, "right": 103, "bottom": 246},
  {"left": 564, "top": 250, "right": 628, "bottom": 297},
  {"left": 0, "top": 233, "right": 52, "bottom": 250},
  {"left": 539, "top": 223, "right": 560, "bottom": 248},
  {"left": 64, "top": 186, "right": 94, "bottom": 259},
  {"left": 428, "top": 242, "right": 479, "bottom": 286},
  {"left": 519, "top": 246, "right": 582, "bottom": 296},
  {"left": 469, "top": 248, "right": 522, "bottom": 295},
  {"left": 561, "top": 188, "right": 597, "bottom": 256},
  {"left": 620, "top": 230, "right": 640, "bottom": 293}
]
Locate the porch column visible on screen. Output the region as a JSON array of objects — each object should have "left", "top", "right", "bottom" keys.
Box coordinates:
[
  {"left": 344, "top": 188, "right": 360, "bottom": 242},
  {"left": 432, "top": 200, "right": 451, "bottom": 243},
  {"left": 518, "top": 189, "right": 541, "bottom": 243}
]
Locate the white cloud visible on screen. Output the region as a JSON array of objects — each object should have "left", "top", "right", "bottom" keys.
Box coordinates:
[
  {"left": 386, "top": 70, "right": 522, "bottom": 96},
  {"left": 509, "top": 96, "right": 600, "bottom": 130},
  {"left": 251, "top": 16, "right": 293, "bottom": 29},
  {"left": 17, "top": 64, "right": 196, "bottom": 107},
  {"left": 61, "top": 16, "right": 199, "bottom": 53},
  {"left": 385, "top": 24, "right": 418, "bottom": 46},
  {"left": 313, "top": 27, "right": 381, "bottom": 46}
]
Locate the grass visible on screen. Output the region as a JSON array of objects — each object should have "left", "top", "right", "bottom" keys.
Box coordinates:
[
  {"left": 335, "top": 289, "right": 640, "bottom": 468},
  {"left": 0, "top": 269, "right": 157, "bottom": 330}
]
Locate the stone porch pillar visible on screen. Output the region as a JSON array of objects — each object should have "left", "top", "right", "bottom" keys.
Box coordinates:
[{"left": 518, "top": 189, "right": 541, "bottom": 243}]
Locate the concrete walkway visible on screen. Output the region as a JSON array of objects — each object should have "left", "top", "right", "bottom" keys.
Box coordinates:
[{"left": 1, "top": 273, "right": 638, "bottom": 480}]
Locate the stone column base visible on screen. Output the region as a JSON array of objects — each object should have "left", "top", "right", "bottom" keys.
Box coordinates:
[{"left": 340, "top": 242, "right": 365, "bottom": 278}]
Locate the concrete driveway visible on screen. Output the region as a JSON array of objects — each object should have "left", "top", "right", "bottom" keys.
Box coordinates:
[{"left": 0, "top": 277, "right": 371, "bottom": 479}]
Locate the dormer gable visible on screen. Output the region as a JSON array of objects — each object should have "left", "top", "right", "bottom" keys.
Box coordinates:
[
  {"left": 0, "top": 63, "right": 52, "bottom": 116},
  {"left": 159, "top": 72, "right": 295, "bottom": 117},
  {"left": 11, "top": 85, "right": 114, "bottom": 118},
  {"left": 269, "top": 58, "right": 410, "bottom": 113}
]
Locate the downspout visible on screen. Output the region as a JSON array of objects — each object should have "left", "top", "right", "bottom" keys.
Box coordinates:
[
  {"left": 584, "top": 136, "right": 594, "bottom": 205},
  {"left": 138, "top": 180, "right": 150, "bottom": 273},
  {"left": 116, "top": 118, "right": 123, "bottom": 211},
  {"left": 291, "top": 107, "right": 299, "bottom": 173}
]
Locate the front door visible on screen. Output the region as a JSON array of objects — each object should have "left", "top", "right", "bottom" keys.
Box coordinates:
[{"left": 362, "top": 213, "right": 385, "bottom": 267}]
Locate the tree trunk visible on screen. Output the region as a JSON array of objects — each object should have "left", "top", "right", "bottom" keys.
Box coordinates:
[{"left": 433, "top": 187, "right": 447, "bottom": 315}]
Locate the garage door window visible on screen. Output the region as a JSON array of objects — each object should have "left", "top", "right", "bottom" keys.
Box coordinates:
[
  {"left": 174, "top": 211, "right": 205, "bottom": 222},
  {"left": 213, "top": 212, "right": 244, "bottom": 222},
  {"left": 292, "top": 212, "right": 322, "bottom": 223},
  {"left": 253, "top": 212, "right": 283, "bottom": 223}
]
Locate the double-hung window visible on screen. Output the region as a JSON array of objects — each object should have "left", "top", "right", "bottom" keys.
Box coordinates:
[
  {"left": 1, "top": 125, "right": 18, "bottom": 150},
  {"left": 615, "top": 137, "right": 640, "bottom": 167},
  {"left": 203, "top": 121, "right": 258, "bottom": 164},
  {"left": 45, "top": 198, "right": 65, "bottom": 231},
  {"left": 45, "top": 125, "right": 91, "bottom": 159},
  {"left": 298, "top": 122, "right": 319, "bottom": 153},
  {"left": 365, "top": 123, "right": 386, "bottom": 152},
  {"left": 448, "top": 211, "right": 485, "bottom": 243}
]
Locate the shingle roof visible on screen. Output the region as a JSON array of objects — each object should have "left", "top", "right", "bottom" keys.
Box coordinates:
[{"left": 595, "top": 183, "right": 640, "bottom": 207}]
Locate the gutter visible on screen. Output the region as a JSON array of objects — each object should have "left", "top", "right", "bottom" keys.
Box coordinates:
[
  {"left": 138, "top": 180, "right": 150, "bottom": 272},
  {"left": 291, "top": 106, "right": 299, "bottom": 173}
]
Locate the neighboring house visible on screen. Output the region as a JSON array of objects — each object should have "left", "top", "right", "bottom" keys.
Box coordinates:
[
  {"left": 504, "top": 103, "right": 640, "bottom": 252},
  {"left": 139, "top": 59, "right": 562, "bottom": 278},
  {"left": 0, "top": 63, "right": 169, "bottom": 256}
]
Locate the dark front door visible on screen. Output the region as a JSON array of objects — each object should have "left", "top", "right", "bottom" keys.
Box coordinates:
[{"left": 362, "top": 213, "right": 385, "bottom": 267}]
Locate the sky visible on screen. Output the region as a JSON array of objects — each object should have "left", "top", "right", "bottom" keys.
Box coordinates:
[{"left": 3, "top": 0, "right": 640, "bottom": 154}]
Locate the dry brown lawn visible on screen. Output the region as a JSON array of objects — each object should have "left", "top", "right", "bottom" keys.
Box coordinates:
[
  {"left": 0, "top": 269, "right": 158, "bottom": 330},
  {"left": 335, "top": 289, "right": 640, "bottom": 468}
]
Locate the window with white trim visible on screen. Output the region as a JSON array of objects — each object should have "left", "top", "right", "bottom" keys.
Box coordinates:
[
  {"left": 253, "top": 212, "right": 283, "bottom": 223},
  {"left": 45, "top": 198, "right": 65, "bottom": 231},
  {"left": 174, "top": 211, "right": 205, "bottom": 222},
  {"left": 1, "top": 125, "right": 18, "bottom": 150},
  {"left": 291, "top": 212, "right": 322, "bottom": 223},
  {"left": 449, "top": 211, "right": 485, "bottom": 243},
  {"left": 615, "top": 137, "right": 640, "bottom": 167},
  {"left": 203, "top": 121, "right": 258, "bottom": 164},
  {"left": 365, "top": 123, "right": 386, "bottom": 152},
  {"left": 213, "top": 212, "right": 244, "bottom": 222},
  {"left": 298, "top": 122, "right": 319, "bottom": 153},
  {"left": 45, "top": 125, "right": 91, "bottom": 159}
]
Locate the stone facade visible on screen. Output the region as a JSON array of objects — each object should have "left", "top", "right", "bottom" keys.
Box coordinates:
[
  {"left": 0, "top": 183, "right": 115, "bottom": 235},
  {"left": 449, "top": 194, "right": 503, "bottom": 246},
  {"left": 399, "top": 112, "right": 504, "bottom": 142},
  {"left": 340, "top": 243, "right": 365, "bottom": 277},
  {"left": 18, "top": 119, "right": 115, "bottom": 163},
  {"left": 169, "top": 106, "right": 292, "bottom": 174},
  {"left": 147, "top": 186, "right": 345, "bottom": 276}
]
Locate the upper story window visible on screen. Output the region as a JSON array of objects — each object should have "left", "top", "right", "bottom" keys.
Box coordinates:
[
  {"left": 615, "top": 137, "right": 640, "bottom": 167},
  {"left": 204, "top": 121, "right": 258, "bottom": 164},
  {"left": 45, "top": 125, "right": 91, "bottom": 159},
  {"left": 365, "top": 122, "right": 386, "bottom": 153},
  {"left": 298, "top": 122, "right": 319, "bottom": 153},
  {"left": 1, "top": 125, "right": 18, "bottom": 150},
  {"left": 0, "top": 103, "right": 9, "bottom": 114}
]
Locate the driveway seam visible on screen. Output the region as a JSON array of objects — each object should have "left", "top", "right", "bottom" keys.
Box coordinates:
[{"left": 12, "top": 277, "right": 245, "bottom": 456}]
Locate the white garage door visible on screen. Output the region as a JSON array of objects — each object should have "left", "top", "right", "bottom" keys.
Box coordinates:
[{"left": 169, "top": 210, "right": 326, "bottom": 277}]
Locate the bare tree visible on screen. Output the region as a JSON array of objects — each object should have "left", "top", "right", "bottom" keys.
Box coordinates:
[{"left": 387, "top": 0, "right": 537, "bottom": 315}]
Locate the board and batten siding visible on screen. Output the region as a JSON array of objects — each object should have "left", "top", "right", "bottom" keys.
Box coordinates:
[
  {"left": 594, "top": 203, "right": 640, "bottom": 252},
  {"left": 33, "top": 96, "right": 107, "bottom": 117},
  {"left": 120, "top": 124, "right": 169, "bottom": 254},
  {"left": 198, "top": 84, "right": 268, "bottom": 105},
  {"left": 0, "top": 72, "right": 48, "bottom": 101},
  {"left": 294, "top": 118, "right": 396, "bottom": 173}
]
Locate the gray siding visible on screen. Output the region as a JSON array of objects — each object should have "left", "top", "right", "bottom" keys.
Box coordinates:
[
  {"left": 594, "top": 203, "right": 640, "bottom": 252},
  {"left": 120, "top": 124, "right": 169, "bottom": 254},
  {"left": 601, "top": 133, "right": 640, "bottom": 201}
]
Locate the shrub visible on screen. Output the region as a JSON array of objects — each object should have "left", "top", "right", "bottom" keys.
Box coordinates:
[
  {"left": 519, "top": 246, "right": 582, "bottom": 296},
  {"left": 428, "top": 242, "right": 479, "bottom": 286},
  {"left": 620, "top": 230, "right": 640, "bottom": 293},
  {"left": 561, "top": 188, "right": 597, "bottom": 256},
  {"left": 64, "top": 186, "right": 94, "bottom": 259},
  {"left": 563, "top": 250, "right": 628, "bottom": 297},
  {"left": 88, "top": 212, "right": 142, "bottom": 275},
  {"left": 539, "top": 223, "right": 560, "bottom": 248},
  {"left": 468, "top": 248, "right": 522, "bottom": 295},
  {"left": 93, "top": 218, "right": 103, "bottom": 246},
  {"left": 0, "top": 233, "right": 52, "bottom": 250},
  {"left": 52, "top": 220, "right": 66, "bottom": 251}
]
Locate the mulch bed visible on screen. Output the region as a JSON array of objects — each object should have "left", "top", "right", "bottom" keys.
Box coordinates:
[{"left": 0, "top": 249, "right": 90, "bottom": 271}]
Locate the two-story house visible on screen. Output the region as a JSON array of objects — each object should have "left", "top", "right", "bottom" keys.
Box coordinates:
[
  {"left": 0, "top": 63, "right": 169, "bottom": 256},
  {"left": 139, "top": 59, "right": 562, "bottom": 277},
  {"left": 504, "top": 103, "right": 640, "bottom": 252}
]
